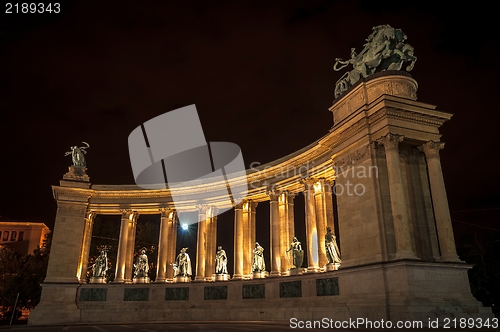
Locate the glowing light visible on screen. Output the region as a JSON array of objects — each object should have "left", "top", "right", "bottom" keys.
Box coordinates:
[{"left": 181, "top": 224, "right": 189, "bottom": 231}]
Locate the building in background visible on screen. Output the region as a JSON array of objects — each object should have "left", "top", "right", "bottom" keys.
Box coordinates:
[{"left": 0, "top": 219, "right": 50, "bottom": 255}]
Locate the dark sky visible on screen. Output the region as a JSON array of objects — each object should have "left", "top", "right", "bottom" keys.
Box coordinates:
[{"left": 1, "top": 1, "right": 499, "bottom": 245}]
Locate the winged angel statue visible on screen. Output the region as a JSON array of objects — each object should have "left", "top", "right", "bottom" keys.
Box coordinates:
[{"left": 65, "top": 142, "right": 90, "bottom": 167}]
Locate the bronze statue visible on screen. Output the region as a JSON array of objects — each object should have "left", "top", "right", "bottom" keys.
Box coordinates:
[
  {"left": 92, "top": 250, "right": 108, "bottom": 278},
  {"left": 333, "top": 24, "right": 417, "bottom": 98},
  {"left": 252, "top": 242, "right": 266, "bottom": 272},
  {"left": 325, "top": 227, "right": 341, "bottom": 264},
  {"left": 134, "top": 249, "right": 149, "bottom": 278},
  {"left": 286, "top": 237, "right": 304, "bottom": 269},
  {"left": 64, "top": 142, "right": 90, "bottom": 167},
  {"left": 173, "top": 247, "right": 192, "bottom": 277},
  {"left": 215, "top": 246, "right": 228, "bottom": 274}
]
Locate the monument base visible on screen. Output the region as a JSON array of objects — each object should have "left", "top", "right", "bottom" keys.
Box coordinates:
[
  {"left": 89, "top": 276, "right": 107, "bottom": 284},
  {"left": 174, "top": 276, "right": 191, "bottom": 283},
  {"left": 29, "top": 261, "right": 493, "bottom": 326},
  {"left": 252, "top": 271, "right": 268, "bottom": 279},
  {"left": 133, "top": 276, "right": 150, "bottom": 284},
  {"left": 215, "top": 274, "right": 229, "bottom": 281}
]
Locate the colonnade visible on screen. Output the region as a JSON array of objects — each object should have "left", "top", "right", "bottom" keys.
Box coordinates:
[{"left": 75, "top": 137, "right": 460, "bottom": 284}]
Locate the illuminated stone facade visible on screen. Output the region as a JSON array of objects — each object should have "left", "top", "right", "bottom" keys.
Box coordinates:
[{"left": 29, "top": 73, "right": 493, "bottom": 325}]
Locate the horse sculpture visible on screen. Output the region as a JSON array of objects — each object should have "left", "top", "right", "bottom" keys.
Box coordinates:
[{"left": 333, "top": 24, "right": 417, "bottom": 98}]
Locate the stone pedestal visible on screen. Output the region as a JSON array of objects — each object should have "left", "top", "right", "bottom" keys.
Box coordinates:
[
  {"left": 288, "top": 268, "right": 301, "bottom": 276},
  {"left": 62, "top": 166, "right": 90, "bottom": 182},
  {"left": 252, "top": 271, "right": 268, "bottom": 279},
  {"left": 174, "top": 276, "right": 191, "bottom": 283},
  {"left": 133, "top": 277, "right": 150, "bottom": 284},
  {"left": 325, "top": 263, "right": 340, "bottom": 271},
  {"left": 215, "top": 274, "right": 229, "bottom": 281},
  {"left": 89, "top": 276, "right": 106, "bottom": 284}
]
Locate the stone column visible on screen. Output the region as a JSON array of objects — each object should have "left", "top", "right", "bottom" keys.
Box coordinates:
[
  {"left": 302, "top": 178, "right": 319, "bottom": 272},
  {"left": 241, "top": 201, "right": 251, "bottom": 278},
  {"left": 268, "top": 189, "right": 281, "bottom": 276},
  {"left": 195, "top": 205, "right": 208, "bottom": 281},
  {"left": 286, "top": 193, "right": 295, "bottom": 244},
  {"left": 421, "top": 141, "right": 461, "bottom": 262},
  {"left": 114, "top": 210, "right": 137, "bottom": 283},
  {"left": 156, "top": 208, "right": 176, "bottom": 283},
  {"left": 377, "top": 133, "right": 417, "bottom": 260},
  {"left": 124, "top": 211, "right": 139, "bottom": 283},
  {"left": 233, "top": 203, "right": 244, "bottom": 279},
  {"left": 205, "top": 207, "right": 218, "bottom": 280},
  {"left": 245, "top": 201, "right": 258, "bottom": 278},
  {"left": 314, "top": 178, "right": 333, "bottom": 269},
  {"left": 167, "top": 212, "right": 178, "bottom": 281},
  {"left": 77, "top": 211, "right": 96, "bottom": 283},
  {"left": 279, "top": 191, "right": 295, "bottom": 273}
]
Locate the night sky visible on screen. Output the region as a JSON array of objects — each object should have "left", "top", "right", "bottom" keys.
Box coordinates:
[{"left": 1, "top": 1, "right": 499, "bottom": 255}]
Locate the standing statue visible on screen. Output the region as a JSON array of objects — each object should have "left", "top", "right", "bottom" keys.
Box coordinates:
[
  {"left": 215, "top": 246, "right": 228, "bottom": 274},
  {"left": 333, "top": 24, "right": 417, "bottom": 98},
  {"left": 134, "top": 249, "right": 149, "bottom": 278},
  {"left": 251, "top": 242, "right": 266, "bottom": 272},
  {"left": 173, "top": 247, "right": 192, "bottom": 277},
  {"left": 64, "top": 142, "right": 90, "bottom": 167},
  {"left": 92, "top": 250, "right": 108, "bottom": 278},
  {"left": 325, "top": 227, "right": 342, "bottom": 264},
  {"left": 286, "top": 237, "right": 304, "bottom": 269}
]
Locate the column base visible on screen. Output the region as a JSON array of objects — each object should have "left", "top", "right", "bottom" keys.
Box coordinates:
[
  {"left": 193, "top": 276, "right": 205, "bottom": 282},
  {"left": 232, "top": 274, "right": 244, "bottom": 280},
  {"left": 174, "top": 276, "right": 191, "bottom": 283},
  {"left": 305, "top": 266, "right": 321, "bottom": 273},
  {"left": 268, "top": 271, "right": 281, "bottom": 277},
  {"left": 439, "top": 253, "right": 462, "bottom": 263},
  {"left": 394, "top": 251, "right": 419, "bottom": 260}
]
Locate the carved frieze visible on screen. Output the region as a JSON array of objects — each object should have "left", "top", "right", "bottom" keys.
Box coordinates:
[{"left": 332, "top": 144, "right": 371, "bottom": 169}]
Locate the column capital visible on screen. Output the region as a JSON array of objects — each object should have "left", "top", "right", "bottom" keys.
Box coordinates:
[
  {"left": 240, "top": 200, "right": 258, "bottom": 211},
  {"left": 207, "top": 206, "right": 219, "bottom": 218},
  {"left": 159, "top": 208, "right": 175, "bottom": 219},
  {"left": 314, "top": 177, "right": 334, "bottom": 194},
  {"left": 196, "top": 204, "right": 210, "bottom": 213},
  {"left": 120, "top": 209, "right": 138, "bottom": 222},
  {"left": 420, "top": 141, "right": 445, "bottom": 158},
  {"left": 85, "top": 211, "right": 96, "bottom": 222},
  {"left": 377, "top": 133, "right": 404, "bottom": 151},
  {"left": 266, "top": 188, "right": 281, "bottom": 201},
  {"left": 247, "top": 200, "right": 258, "bottom": 210},
  {"left": 300, "top": 177, "right": 317, "bottom": 191}
]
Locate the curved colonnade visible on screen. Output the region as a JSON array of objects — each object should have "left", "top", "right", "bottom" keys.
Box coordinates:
[{"left": 30, "top": 73, "right": 491, "bottom": 325}]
